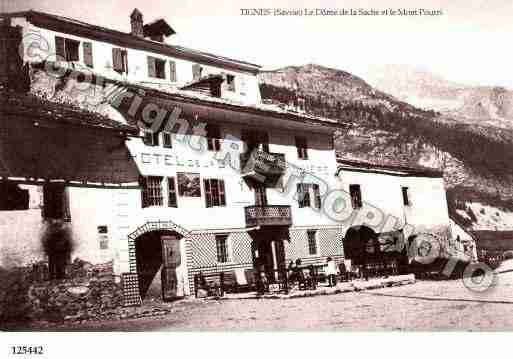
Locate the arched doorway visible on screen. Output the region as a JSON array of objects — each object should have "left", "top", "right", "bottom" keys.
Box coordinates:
[
  {"left": 344, "top": 226, "right": 378, "bottom": 266},
  {"left": 134, "top": 230, "right": 184, "bottom": 301},
  {"left": 127, "top": 220, "right": 190, "bottom": 301}
]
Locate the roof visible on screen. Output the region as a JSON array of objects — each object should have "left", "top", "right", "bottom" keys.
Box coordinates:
[
  {"left": 180, "top": 74, "right": 224, "bottom": 93},
  {"left": 2, "top": 10, "right": 261, "bottom": 74},
  {"left": 336, "top": 158, "right": 444, "bottom": 178},
  {"left": 0, "top": 91, "right": 140, "bottom": 184},
  {"left": 40, "top": 61, "right": 346, "bottom": 131},
  {"left": 121, "top": 79, "right": 346, "bottom": 131},
  {"left": 1, "top": 90, "right": 138, "bottom": 133}
]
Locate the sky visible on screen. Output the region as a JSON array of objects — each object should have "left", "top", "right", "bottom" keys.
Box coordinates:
[{"left": 2, "top": 0, "right": 512, "bottom": 88}]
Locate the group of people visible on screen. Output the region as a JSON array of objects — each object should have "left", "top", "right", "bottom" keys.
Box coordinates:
[{"left": 287, "top": 257, "right": 347, "bottom": 288}]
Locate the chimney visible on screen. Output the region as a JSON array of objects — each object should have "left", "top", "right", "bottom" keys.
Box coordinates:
[{"left": 130, "top": 8, "right": 144, "bottom": 38}]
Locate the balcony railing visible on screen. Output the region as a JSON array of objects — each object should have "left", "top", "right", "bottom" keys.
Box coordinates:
[
  {"left": 240, "top": 150, "right": 286, "bottom": 178},
  {"left": 245, "top": 205, "right": 292, "bottom": 227}
]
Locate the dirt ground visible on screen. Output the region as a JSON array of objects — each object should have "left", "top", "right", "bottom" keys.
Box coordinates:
[{"left": 11, "top": 273, "right": 513, "bottom": 331}]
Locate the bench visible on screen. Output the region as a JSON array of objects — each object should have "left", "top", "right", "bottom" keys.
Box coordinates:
[
  {"left": 194, "top": 272, "right": 224, "bottom": 298},
  {"left": 194, "top": 269, "right": 258, "bottom": 297}
]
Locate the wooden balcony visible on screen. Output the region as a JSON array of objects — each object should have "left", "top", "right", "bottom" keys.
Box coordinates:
[
  {"left": 245, "top": 205, "right": 292, "bottom": 227},
  {"left": 240, "top": 150, "right": 286, "bottom": 179}
]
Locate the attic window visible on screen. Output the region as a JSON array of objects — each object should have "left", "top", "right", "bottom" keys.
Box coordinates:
[
  {"left": 226, "top": 74, "right": 235, "bottom": 92},
  {"left": 148, "top": 56, "right": 166, "bottom": 79},
  {"left": 55, "top": 36, "right": 80, "bottom": 62}
]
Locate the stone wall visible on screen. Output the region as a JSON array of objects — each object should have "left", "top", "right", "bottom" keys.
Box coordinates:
[{"left": 0, "top": 258, "right": 123, "bottom": 325}]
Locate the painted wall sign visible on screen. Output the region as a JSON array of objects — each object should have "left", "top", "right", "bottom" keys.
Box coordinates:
[{"left": 177, "top": 172, "right": 201, "bottom": 197}]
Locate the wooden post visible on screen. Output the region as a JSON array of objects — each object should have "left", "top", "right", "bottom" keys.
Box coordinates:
[{"left": 271, "top": 240, "right": 279, "bottom": 282}]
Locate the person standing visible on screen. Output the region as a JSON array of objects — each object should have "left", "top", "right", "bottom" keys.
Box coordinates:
[{"left": 326, "top": 257, "right": 337, "bottom": 287}]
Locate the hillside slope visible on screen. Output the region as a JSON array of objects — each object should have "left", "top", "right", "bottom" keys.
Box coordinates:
[
  {"left": 363, "top": 64, "right": 513, "bottom": 130},
  {"left": 259, "top": 64, "right": 513, "bottom": 230}
]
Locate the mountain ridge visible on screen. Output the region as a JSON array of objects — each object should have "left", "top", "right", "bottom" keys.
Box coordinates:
[{"left": 259, "top": 63, "right": 513, "bottom": 230}]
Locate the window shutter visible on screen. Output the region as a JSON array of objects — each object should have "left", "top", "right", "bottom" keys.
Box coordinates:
[
  {"left": 112, "top": 48, "right": 122, "bottom": 71},
  {"left": 192, "top": 64, "right": 201, "bottom": 80},
  {"left": 123, "top": 50, "right": 128, "bottom": 73},
  {"left": 169, "top": 61, "right": 176, "bottom": 82},
  {"left": 203, "top": 179, "right": 212, "bottom": 208},
  {"left": 220, "top": 72, "right": 227, "bottom": 92},
  {"left": 147, "top": 56, "right": 156, "bottom": 77},
  {"left": 63, "top": 187, "right": 71, "bottom": 221},
  {"left": 83, "top": 42, "right": 93, "bottom": 67},
  {"left": 55, "top": 36, "right": 65, "bottom": 60},
  {"left": 219, "top": 180, "right": 226, "bottom": 206},
  {"left": 168, "top": 177, "right": 177, "bottom": 208},
  {"left": 313, "top": 184, "right": 321, "bottom": 209},
  {"left": 297, "top": 183, "right": 305, "bottom": 208},
  {"left": 140, "top": 176, "right": 148, "bottom": 208},
  {"left": 211, "top": 179, "right": 219, "bottom": 206}
]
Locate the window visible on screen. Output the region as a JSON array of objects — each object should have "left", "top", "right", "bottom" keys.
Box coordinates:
[
  {"left": 112, "top": 48, "right": 128, "bottom": 73},
  {"left": 296, "top": 183, "right": 321, "bottom": 209},
  {"left": 45, "top": 222, "right": 71, "bottom": 280},
  {"left": 42, "top": 183, "right": 71, "bottom": 221},
  {"left": 402, "top": 186, "right": 411, "bottom": 206},
  {"left": 203, "top": 178, "right": 226, "bottom": 207},
  {"left": 216, "top": 234, "right": 229, "bottom": 263},
  {"left": 313, "top": 184, "right": 321, "bottom": 209},
  {"left": 83, "top": 42, "right": 93, "bottom": 68},
  {"left": 169, "top": 61, "right": 177, "bottom": 82},
  {"left": 349, "top": 184, "right": 362, "bottom": 209},
  {"left": 143, "top": 130, "right": 159, "bottom": 146},
  {"left": 254, "top": 184, "right": 268, "bottom": 206},
  {"left": 168, "top": 177, "right": 177, "bottom": 208},
  {"left": 148, "top": 56, "right": 166, "bottom": 79},
  {"left": 297, "top": 183, "right": 310, "bottom": 208},
  {"left": 55, "top": 36, "right": 80, "bottom": 62},
  {"left": 163, "top": 132, "right": 172, "bottom": 148},
  {"left": 243, "top": 130, "right": 269, "bottom": 152},
  {"left": 239, "top": 78, "right": 247, "bottom": 96},
  {"left": 192, "top": 63, "right": 202, "bottom": 80},
  {"left": 296, "top": 136, "right": 308, "bottom": 160},
  {"left": 0, "top": 182, "right": 29, "bottom": 210},
  {"left": 141, "top": 176, "right": 163, "bottom": 207},
  {"left": 177, "top": 173, "right": 201, "bottom": 197},
  {"left": 206, "top": 124, "right": 221, "bottom": 152},
  {"left": 226, "top": 74, "right": 235, "bottom": 91},
  {"left": 307, "top": 230, "right": 318, "bottom": 255}
]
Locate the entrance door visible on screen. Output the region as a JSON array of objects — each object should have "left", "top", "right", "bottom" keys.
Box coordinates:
[
  {"left": 251, "top": 230, "right": 287, "bottom": 283},
  {"left": 254, "top": 184, "right": 268, "bottom": 206},
  {"left": 161, "top": 235, "right": 181, "bottom": 300}
]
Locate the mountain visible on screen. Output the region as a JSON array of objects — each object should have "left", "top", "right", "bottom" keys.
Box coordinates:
[
  {"left": 259, "top": 64, "right": 513, "bottom": 231},
  {"left": 363, "top": 64, "right": 513, "bottom": 130}
]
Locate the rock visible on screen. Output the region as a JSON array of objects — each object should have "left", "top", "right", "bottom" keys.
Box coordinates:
[{"left": 67, "top": 286, "right": 89, "bottom": 296}]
